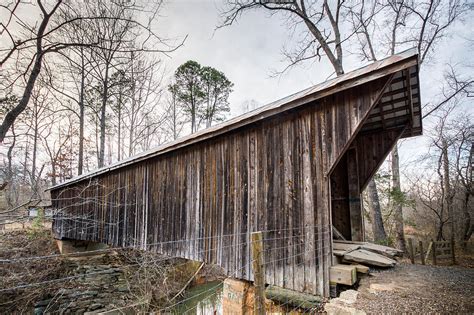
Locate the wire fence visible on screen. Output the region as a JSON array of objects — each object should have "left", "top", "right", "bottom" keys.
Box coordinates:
[{"left": 1, "top": 226, "right": 331, "bottom": 314}]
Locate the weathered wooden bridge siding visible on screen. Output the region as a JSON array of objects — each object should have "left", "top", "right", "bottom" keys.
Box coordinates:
[
  {"left": 51, "top": 50, "right": 422, "bottom": 298},
  {"left": 52, "top": 75, "right": 391, "bottom": 297}
]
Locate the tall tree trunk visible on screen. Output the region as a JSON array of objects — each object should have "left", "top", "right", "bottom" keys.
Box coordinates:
[
  {"left": 129, "top": 55, "right": 136, "bottom": 157},
  {"left": 191, "top": 96, "right": 196, "bottom": 133},
  {"left": 462, "top": 191, "right": 472, "bottom": 243},
  {"left": 98, "top": 64, "right": 109, "bottom": 168},
  {"left": 129, "top": 99, "right": 135, "bottom": 157},
  {"left": 117, "top": 89, "right": 122, "bottom": 161},
  {"left": 367, "top": 179, "right": 387, "bottom": 243},
  {"left": 78, "top": 47, "right": 85, "bottom": 175},
  {"left": 442, "top": 138, "right": 455, "bottom": 243},
  {"left": 392, "top": 145, "right": 407, "bottom": 252},
  {"left": 23, "top": 140, "right": 29, "bottom": 181},
  {"left": 190, "top": 83, "right": 196, "bottom": 133},
  {"left": 51, "top": 158, "right": 57, "bottom": 186},
  {"left": 436, "top": 221, "right": 445, "bottom": 241},
  {"left": 6, "top": 125, "right": 16, "bottom": 207},
  {"left": 462, "top": 143, "right": 473, "bottom": 245},
  {"left": 95, "top": 111, "right": 100, "bottom": 166},
  {"left": 31, "top": 100, "right": 39, "bottom": 197},
  {"left": 172, "top": 92, "right": 178, "bottom": 140}
]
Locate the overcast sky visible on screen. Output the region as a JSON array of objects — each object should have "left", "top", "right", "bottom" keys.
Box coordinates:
[
  {"left": 2, "top": 1, "right": 472, "bottom": 182},
  {"left": 154, "top": 0, "right": 473, "bottom": 176}
]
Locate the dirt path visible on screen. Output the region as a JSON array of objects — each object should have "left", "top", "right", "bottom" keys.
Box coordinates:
[{"left": 351, "top": 263, "right": 474, "bottom": 314}]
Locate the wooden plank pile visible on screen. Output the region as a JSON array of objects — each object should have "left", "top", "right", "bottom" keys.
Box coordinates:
[{"left": 333, "top": 240, "right": 402, "bottom": 267}]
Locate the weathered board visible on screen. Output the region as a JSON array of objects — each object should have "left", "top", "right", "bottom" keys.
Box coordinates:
[
  {"left": 342, "top": 249, "right": 397, "bottom": 267},
  {"left": 329, "top": 264, "right": 357, "bottom": 285},
  {"left": 334, "top": 240, "right": 402, "bottom": 257}
]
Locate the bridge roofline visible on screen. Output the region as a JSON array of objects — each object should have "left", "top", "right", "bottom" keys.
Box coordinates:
[{"left": 49, "top": 48, "right": 419, "bottom": 191}]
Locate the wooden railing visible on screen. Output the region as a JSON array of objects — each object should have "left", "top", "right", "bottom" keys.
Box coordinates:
[{"left": 405, "top": 239, "right": 473, "bottom": 265}]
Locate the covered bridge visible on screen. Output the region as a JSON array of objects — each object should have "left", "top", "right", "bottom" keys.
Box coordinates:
[{"left": 50, "top": 49, "right": 422, "bottom": 297}]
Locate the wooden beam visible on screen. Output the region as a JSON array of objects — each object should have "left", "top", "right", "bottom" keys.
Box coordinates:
[
  {"left": 265, "top": 285, "right": 322, "bottom": 310},
  {"left": 351, "top": 264, "right": 369, "bottom": 274},
  {"left": 329, "top": 264, "right": 357, "bottom": 285},
  {"left": 332, "top": 225, "right": 347, "bottom": 240},
  {"left": 342, "top": 249, "right": 397, "bottom": 267},
  {"left": 405, "top": 69, "right": 415, "bottom": 124},
  {"left": 346, "top": 148, "right": 363, "bottom": 241}
]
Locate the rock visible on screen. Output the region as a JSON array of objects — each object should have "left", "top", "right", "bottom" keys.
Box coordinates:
[
  {"left": 338, "top": 290, "right": 359, "bottom": 304},
  {"left": 325, "top": 303, "right": 366, "bottom": 315},
  {"left": 368, "top": 283, "right": 399, "bottom": 293},
  {"left": 326, "top": 289, "right": 364, "bottom": 315}
]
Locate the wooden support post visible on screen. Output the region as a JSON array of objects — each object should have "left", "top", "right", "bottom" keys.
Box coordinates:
[
  {"left": 265, "top": 285, "right": 322, "bottom": 310},
  {"left": 425, "top": 241, "right": 432, "bottom": 263},
  {"left": 432, "top": 240, "right": 437, "bottom": 265},
  {"left": 419, "top": 240, "right": 425, "bottom": 265},
  {"left": 251, "top": 232, "right": 265, "bottom": 315},
  {"left": 408, "top": 238, "right": 415, "bottom": 264},
  {"left": 347, "top": 149, "right": 363, "bottom": 241},
  {"left": 451, "top": 239, "right": 456, "bottom": 265}
]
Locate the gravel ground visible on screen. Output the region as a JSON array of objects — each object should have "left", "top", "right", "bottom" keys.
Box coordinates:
[{"left": 352, "top": 263, "right": 474, "bottom": 314}]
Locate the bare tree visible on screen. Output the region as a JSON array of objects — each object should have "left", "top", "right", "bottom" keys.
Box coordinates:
[
  {"left": 124, "top": 52, "right": 164, "bottom": 157},
  {"left": 45, "top": 16, "right": 95, "bottom": 175},
  {"left": 82, "top": 1, "right": 135, "bottom": 167},
  {"left": 27, "top": 86, "right": 51, "bottom": 197},
  {"left": 348, "top": 0, "right": 470, "bottom": 250},
  {"left": 0, "top": 0, "right": 182, "bottom": 143},
  {"left": 43, "top": 114, "right": 75, "bottom": 186},
  {"left": 221, "top": 0, "right": 346, "bottom": 75},
  {"left": 0, "top": 0, "right": 63, "bottom": 142},
  {"left": 408, "top": 106, "right": 472, "bottom": 241},
  {"left": 459, "top": 142, "right": 473, "bottom": 244},
  {"left": 165, "top": 83, "right": 185, "bottom": 141}
]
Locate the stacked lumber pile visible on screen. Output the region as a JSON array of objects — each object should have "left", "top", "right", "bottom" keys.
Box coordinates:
[{"left": 333, "top": 241, "right": 402, "bottom": 267}]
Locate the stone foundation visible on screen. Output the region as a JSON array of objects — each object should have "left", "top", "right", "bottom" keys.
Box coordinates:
[
  {"left": 34, "top": 264, "right": 132, "bottom": 314},
  {"left": 56, "top": 239, "right": 108, "bottom": 255},
  {"left": 222, "top": 278, "right": 255, "bottom": 314}
]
